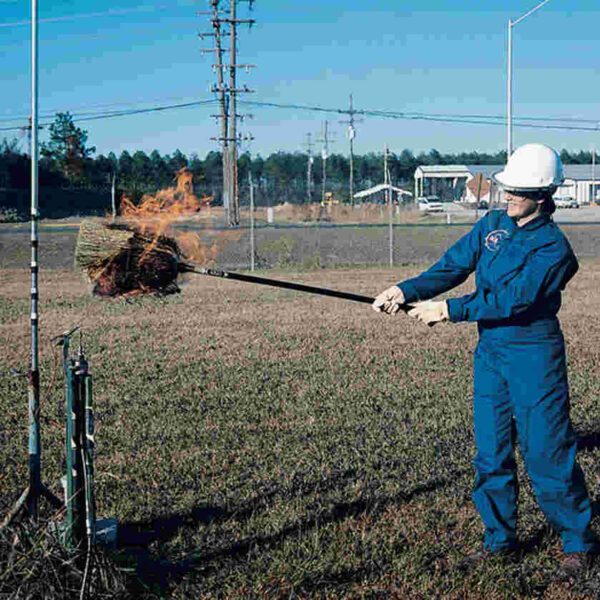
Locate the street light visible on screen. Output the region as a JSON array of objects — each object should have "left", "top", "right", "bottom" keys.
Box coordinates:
[{"left": 507, "top": 0, "right": 551, "bottom": 158}]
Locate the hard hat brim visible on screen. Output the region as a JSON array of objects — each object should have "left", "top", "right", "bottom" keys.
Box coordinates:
[{"left": 492, "top": 169, "right": 562, "bottom": 192}]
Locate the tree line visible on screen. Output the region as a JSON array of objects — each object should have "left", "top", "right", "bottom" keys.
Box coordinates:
[{"left": 0, "top": 112, "right": 597, "bottom": 218}]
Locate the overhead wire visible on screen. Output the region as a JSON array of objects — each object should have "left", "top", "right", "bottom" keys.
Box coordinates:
[
  {"left": 0, "top": 97, "right": 598, "bottom": 133},
  {"left": 0, "top": 4, "right": 184, "bottom": 29},
  {"left": 239, "top": 101, "right": 600, "bottom": 132},
  {"left": 0, "top": 99, "right": 219, "bottom": 132}
]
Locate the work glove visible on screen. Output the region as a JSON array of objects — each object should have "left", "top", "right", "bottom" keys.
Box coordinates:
[
  {"left": 407, "top": 300, "right": 449, "bottom": 326},
  {"left": 372, "top": 285, "right": 406, "bottom": 314}
]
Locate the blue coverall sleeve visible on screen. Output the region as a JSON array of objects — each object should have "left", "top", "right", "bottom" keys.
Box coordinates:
[
  {"left": 446, "top": 241, "right": 578, "bottom": 322},
  {"left": 397, "top": 218, "right": 483, "bottom": 303}
]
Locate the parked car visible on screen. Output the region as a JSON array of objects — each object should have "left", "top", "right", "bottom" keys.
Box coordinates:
[
  {"left": 554, "top": 196, "right": 579, "bottom": 209},
  {"left": 417, "top": 196, "right": 444, "bottom": 213}
]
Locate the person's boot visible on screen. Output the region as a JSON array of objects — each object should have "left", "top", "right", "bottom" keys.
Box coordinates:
[{"left": 459, "top": 546, "right": 519, "bottom": 571}]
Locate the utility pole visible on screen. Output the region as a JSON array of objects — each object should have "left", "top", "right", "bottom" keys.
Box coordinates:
[
  {"left": 340, "top": 94, "right": 362, "bottom": 204},
  {"left": 248, "top": 170, "right": 255, "bottom": 270},
  {"left": 200, "top": 0, "right": 255, "bottom": 226},
  {"left": 385, "top": 144, "right": 393, "bottom": 267},
  {"left": 316, "top": 121, "right": 333, "bottom": 206},
  {"left": 304, "top": 132, "right": 314, "bottom": 204},
  {"left": 110, "top": 171, "right": 117, "bottom": 223},
  {"left": 592, "top": 147, "right": 596, "bottom": 205},
  {"left": 20, "top": 116, "right": 44, "bottom": 151}
]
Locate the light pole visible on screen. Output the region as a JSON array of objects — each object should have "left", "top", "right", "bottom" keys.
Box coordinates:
[{"left": 507, "top": 0, "right": 551, "bottom": 157}]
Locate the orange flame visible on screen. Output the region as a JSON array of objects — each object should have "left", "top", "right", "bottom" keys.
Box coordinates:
[
  {"left": 117, "top": 167, "right": 243, "bottom": 267},
  {"left": 178, "top": 230, "right": 243, "bottom": 266},
  {"left": 120, "top": 167, "right": 212, "bottom": 260}
]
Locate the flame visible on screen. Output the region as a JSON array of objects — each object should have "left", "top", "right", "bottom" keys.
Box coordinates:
[
  {"left": 120, "top": 167, "right": 212, "bottom": 261},
  {"left": 117, "top": 167, "right": 239, "bottom": 268},
  {"left": 177, "top": 229, "right": 243, "bottom": 266},
  {"left": 120, "top": 167, "right": 210, "bottom": 235}
]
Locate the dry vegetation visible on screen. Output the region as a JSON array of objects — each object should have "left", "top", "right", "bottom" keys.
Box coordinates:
[{"left": 1, "top": 229, "right": 600, "bottom": 598}]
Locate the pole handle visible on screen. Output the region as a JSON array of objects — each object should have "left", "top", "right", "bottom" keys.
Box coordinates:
[{"left": 181, "top": 265, "right": 415, "bottom": 311}]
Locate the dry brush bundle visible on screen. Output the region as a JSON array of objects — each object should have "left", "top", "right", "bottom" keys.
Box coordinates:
[
  {"left": 74, "top": 167, "right": 218, "bottom": 297},
  {"left": 75, "top": 220, "right": 190, "bottom": 297}
]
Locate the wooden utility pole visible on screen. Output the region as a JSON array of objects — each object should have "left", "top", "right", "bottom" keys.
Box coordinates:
[
  {"left": 592, "top": 147, "right": 596, "bottom": 205},
  {"left": 200, "top": 0, "right": 255, "bottom": 226},
  {"left": 249, "top": 171, "right": 255, "bottom": 270},
  {"left": 385, "top": 145, "right": 393, "bottom": 267},
  {"left": 340, "top": 94, "right": 362, "bottom": 204},
  {"left": 110, "top": 171, "right": 116, "bottom": 223},
  {"left": 316, "top": 121, "right": 333, "bottom": 205},
  {"left": 304, "top": 132, "right": 313, "bottom": 204}
]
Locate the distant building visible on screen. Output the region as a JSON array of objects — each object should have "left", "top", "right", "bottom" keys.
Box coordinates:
[
  {"left": 414, "top": 164, "right": 599, "bottom": 204},
  {"left": 353, "top": 183, "right": 413, "bottom": 204}
]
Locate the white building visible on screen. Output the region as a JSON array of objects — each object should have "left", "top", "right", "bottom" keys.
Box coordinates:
[
  {"left": 353, "top": 183, "right": 413, "bottom": 204},
  {"left": 414, "top": 164, "right": 599, "bottom": 205}
]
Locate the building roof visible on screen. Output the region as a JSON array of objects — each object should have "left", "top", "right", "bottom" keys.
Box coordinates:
[
  {"left": 416, "top": 164, "right": 598, "bottom": 182},
  {"left": 416, "top": 165, "right": 472, "bottom": 175},
  {"left": 353, "top": 183, "right": 413, "bottom": 199}
]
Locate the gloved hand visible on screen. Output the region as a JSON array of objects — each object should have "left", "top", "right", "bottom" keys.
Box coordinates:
[
  {"left": 372, "top": 285, "right": 406, "bottom": 314},
  {"left": 407, "top": 300, "right": 449, "bottom": 326}
]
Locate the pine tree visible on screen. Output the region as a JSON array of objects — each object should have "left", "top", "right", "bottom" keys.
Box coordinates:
[{"left": 40, "top": 112, "right": 95, "bottom": 183}]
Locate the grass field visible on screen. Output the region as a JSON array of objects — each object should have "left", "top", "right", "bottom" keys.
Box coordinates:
[{"left": 1, "top": 227, "right": 600, "bottom": 598}]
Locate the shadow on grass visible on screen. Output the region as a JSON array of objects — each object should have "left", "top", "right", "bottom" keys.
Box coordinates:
[
  {"left": 118, "top": 505, "right": 226, "bottom": 548},
  {"left": 115, "top": 470, "right": 469, "bottom": 596}
]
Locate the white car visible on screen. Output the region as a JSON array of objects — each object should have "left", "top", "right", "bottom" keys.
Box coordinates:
[
  {"left": 554, "top": 196, "right": 579, "bottom": 209},
  {"left": 417, "top": 196, "right": 444, "bottom": 213}
]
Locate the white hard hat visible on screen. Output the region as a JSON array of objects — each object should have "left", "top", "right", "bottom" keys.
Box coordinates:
[{"left": 493, "top": 143, "right": 564, "bottom": 191}]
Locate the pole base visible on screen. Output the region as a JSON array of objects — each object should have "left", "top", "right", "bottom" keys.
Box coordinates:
[
  {"left": 48, "top": 518, "right": 119, "bottom": 550},
  {"left": 0, "top": 484, "right": 62, "bottom": 533}
]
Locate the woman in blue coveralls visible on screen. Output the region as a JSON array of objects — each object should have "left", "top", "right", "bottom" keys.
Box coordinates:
[{"left": 373, "top": 143, "right": 597, "bottom": 572}]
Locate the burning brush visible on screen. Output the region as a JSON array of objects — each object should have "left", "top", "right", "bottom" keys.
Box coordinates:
[
  {"left": 75, "top": 167, "right": 217, "bottom": 296},
  {"left": 75, "top": 167, "right": 414, "bottom": 306},
  {"left": 75, "top": 219, "right": 415, "bottom": 310},
  {"left": 75, "top": 220, "right": 187, "bottom": 296}
]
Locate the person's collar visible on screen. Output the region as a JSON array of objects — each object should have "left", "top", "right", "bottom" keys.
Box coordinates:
[{"left": 515, "top": 212, "right": 550, "bottom": 230}]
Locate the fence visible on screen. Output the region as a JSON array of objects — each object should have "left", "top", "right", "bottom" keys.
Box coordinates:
[{"left": 177, "top": 202, "right": 480, "bottom": 272}]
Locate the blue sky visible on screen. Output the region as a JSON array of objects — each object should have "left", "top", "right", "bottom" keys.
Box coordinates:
[{"left": 1, "top": 1, "right": 599, "bottom": 159}]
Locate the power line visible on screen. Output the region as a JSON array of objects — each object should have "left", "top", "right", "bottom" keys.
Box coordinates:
[
  {"left": 0, "top": 95, "right": 214, "bottom": 124},
  {"left": 0, "top": 4, "right": 180, "bottom": 29},
  {"left": 1, "top": 96, "right": 598, "bottom": 134},
  {"left": 0, "top": 99, "right": 218, "bottom": 131},
  {"left": 239, "top": 100, "right": 600, "bottom": 132},
  {"left": 2, "top": 93, "right": 596, "bottom": 127}
]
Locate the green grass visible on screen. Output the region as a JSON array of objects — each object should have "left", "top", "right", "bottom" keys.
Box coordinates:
[{"left": 1, "top": 261, "right": 599, "bottom": 598}]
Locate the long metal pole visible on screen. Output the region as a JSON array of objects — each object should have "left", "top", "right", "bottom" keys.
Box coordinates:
[
  {"left": 349, "top": 94, "right": 355, "bottom": 205},
  {"left": 321, "top": 121, "right": 328, "bottom": 206},
  {"left": 28, "top": 0, "right": 41, "bottom": 520},
  {"left": 385, "top": 145, "right": 393, "bottom": 267},
  {"left": 507, "top": 1, "right": 551, "bottom": 159},
  {"left": 507, "top": 19, "right": 513, "bottom": 158},
  {"left": 184, "top": 265, "right": 415, "bottom": 309},
  {"left": 306, "top": 133, "right": 312, "bottom": 204}
]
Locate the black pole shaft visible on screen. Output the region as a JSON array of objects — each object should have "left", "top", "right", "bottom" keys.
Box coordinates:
[{"left": 184, "top": 266, "right": 412, "bottom": 310}]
